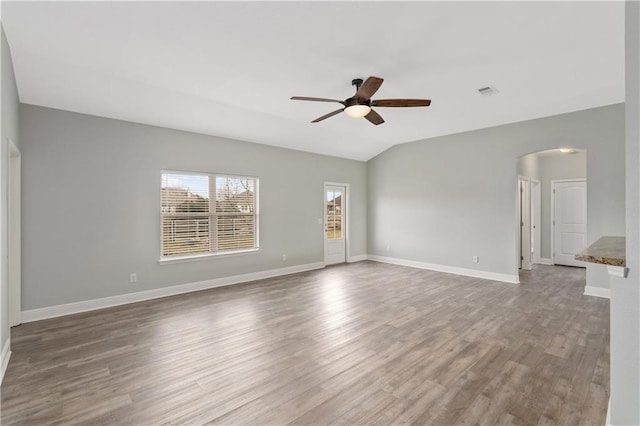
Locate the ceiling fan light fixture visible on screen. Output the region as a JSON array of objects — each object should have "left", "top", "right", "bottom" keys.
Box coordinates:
[{"left": 344, "top": 104, "right": 371, "bottom": 118}]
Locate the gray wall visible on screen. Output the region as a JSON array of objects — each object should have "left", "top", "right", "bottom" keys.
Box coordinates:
[
  {"left": 19, "top": 104, "right": 367, "bottom": 311},
  {"left": 368, "top": 104, "right": 624, "bottom": 288},
  {"left": 610, "top": 2, "right": 640, "bottom": 424},
  {"left": 1, "top": 25, "right": 20, "bottom": 357}
]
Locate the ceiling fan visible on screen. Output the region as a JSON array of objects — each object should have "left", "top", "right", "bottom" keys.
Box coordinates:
[{"left": 291, "top": 76, "right": 431, "bottom": 125}]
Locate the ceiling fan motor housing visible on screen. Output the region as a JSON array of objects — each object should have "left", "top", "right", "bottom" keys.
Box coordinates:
[{"left": 345, "top": 97, "right": 370, "bottom": 107}]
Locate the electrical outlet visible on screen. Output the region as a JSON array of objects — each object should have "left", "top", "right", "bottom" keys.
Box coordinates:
[
  {"left": 130, "top": 273, "right": 137, "bottom": 283},
  {"left": 472, "top": 256, "right": 479, "bottom": 263},
  {"left": 282, "top": 254, "right": 287, "bottom": 261}
]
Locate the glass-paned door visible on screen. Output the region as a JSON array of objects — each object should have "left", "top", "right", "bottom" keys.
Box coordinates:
[{"left": 325, "top": 185, "right": 346, "bottom": 264}]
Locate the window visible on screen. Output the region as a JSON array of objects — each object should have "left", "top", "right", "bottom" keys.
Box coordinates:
[
  {"left": 326, "top": 190, "right": 343, "bottom": 240},
  {"left": 161, "top": 171, "right": 258, "bottom": 259}
]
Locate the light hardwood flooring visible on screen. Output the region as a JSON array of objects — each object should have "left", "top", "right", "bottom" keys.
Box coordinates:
[{"left": 1, "top": 262, "right": 609, "bottom": 425}]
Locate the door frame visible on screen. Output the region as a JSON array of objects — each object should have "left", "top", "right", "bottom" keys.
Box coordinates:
[
  {"left": 531, "top": 179, "right": 541, "bottom": 264},
  {"left": 517, "top": 176, "right": 532, "bottom": 270},
  {"left": 551, "top": 178, "right": 587, "bottom": 266},
  {"left": 323, "top": 182, "right": 350, "bottom": 265},
  {"left": 8, "top": 140, "right": 21, "bottom": 326}
]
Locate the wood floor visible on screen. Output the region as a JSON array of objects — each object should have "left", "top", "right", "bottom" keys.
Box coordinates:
[{"left": 1, "top": 262, "right": 609, "bottom": 425}]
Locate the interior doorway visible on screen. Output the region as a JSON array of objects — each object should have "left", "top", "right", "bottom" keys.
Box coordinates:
[
  {"left": 518, "top": 177, "right": 532, "bottom": 270},
  {"left": 516, "top": 149, "right": 587, "bottom": 272},
  {"left": 324, "top": 183, "right": 348, "bottom": 265}
]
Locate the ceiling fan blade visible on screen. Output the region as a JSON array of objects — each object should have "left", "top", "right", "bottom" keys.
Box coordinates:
[
  {"left": 355, "top": 76, "right": 384, "bottom": 100},
  {"left": 371, "top": 99, "right": 432, "bottom": 107},
  {"left": 311, "top": 108, "right": 344, "bottom": 123},
  {"left": 291, "top": 96, "right": 345, "bottom": 105},
  {"left": 364, "top": 109, "right": 384, "bottom": 125}
]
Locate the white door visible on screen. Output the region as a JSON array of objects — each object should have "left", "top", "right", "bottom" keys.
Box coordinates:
[
  {"left": 518, "top": 178, "right": 531, "bottom": 270},
  {"left": 324, "top": 185, "right": 346, "bottom": 265},
  {"left": 553, "top": 180, "right": 587, "bottom": 267}
]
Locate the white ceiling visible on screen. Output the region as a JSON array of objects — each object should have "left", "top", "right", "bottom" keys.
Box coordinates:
[{"left": 2, "top": 1, "right": 625, "bottom": 161}]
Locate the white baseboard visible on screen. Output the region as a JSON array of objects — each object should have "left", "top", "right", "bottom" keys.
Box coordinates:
[
  {"left": 605, "top": 397, "right": 611, "bottom": 426},
  {"left": 584, "top": 286, "right": 611, "bottom": 299},
  {"left": 21, "top": 262, "right": 325, "bottom": 323},
  {"left": 536, "top": 258, "right": 553, "bottom": 265},
  {"left": 1, "top": 338, "right": 11, "bottom": 384},
  {"left": 347, "top": 254, "right": 368, "bottom": 263},
  {"left": 367, "top": 255, "right": 519, "bottom": 284}
]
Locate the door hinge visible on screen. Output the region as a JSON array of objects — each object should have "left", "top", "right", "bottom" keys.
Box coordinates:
[
  {"left": 553, "top": 189, "right": 556, "bottom": 194},
  {"left": 521, "top": 256, "right": 524, "bottom": 261}
]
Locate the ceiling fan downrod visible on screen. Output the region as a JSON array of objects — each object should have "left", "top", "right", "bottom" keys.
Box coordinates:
[{"left": 351, "top": 78, "right": 363, "bottom": 92}]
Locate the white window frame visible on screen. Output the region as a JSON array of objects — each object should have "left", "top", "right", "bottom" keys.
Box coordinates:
[{"left": 159, "top": 170, "right": 260, "bottom": 263}]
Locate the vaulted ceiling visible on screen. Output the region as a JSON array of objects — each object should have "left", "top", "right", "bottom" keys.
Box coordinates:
[{"left": 2, "top": 1, "right": 625, "bottom": 161}]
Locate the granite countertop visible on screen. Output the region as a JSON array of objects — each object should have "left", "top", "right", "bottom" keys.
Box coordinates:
[{"left": 575, "top": 236, "right": 626, "bottom": 267}]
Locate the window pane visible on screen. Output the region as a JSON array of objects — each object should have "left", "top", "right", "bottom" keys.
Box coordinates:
[
  {"left": 217, "top": 215, "right": 255, "bottom": 251},
  {"left": 216, "top": 177, "right": 255, "bottom": 213},
  {"left": 326, "top": 191, "right": 334, "bottom": 216},
  {"left": 162, "top": 216, "right": 210, "bottom": 256},
  {"left": 334, "top": 216, "right": 342, "bottom": 239},
  {"left": 162, "top": 173, "right": 209, "bottom": 214},
  {"left": 334, "top": 191, "right": 342, "bottom": 210}
]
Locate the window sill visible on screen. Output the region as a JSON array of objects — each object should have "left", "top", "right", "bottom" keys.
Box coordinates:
[{"left": 158, "top": 248, "right": 261, "bottom": 265}]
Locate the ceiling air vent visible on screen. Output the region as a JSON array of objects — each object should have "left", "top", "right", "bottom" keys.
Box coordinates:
[{"left": 477, "top": 85, "right": 499, "bottom": 96}]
